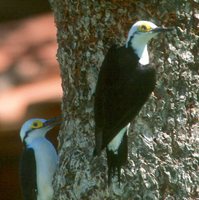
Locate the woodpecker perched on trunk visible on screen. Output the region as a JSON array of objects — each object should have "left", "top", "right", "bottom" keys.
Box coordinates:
[
  {"left": 19, "top": 117, "right": 61, "bottom": 200},
  {"left": 94, "top": 21, "right": 172, "bottom": 184}
]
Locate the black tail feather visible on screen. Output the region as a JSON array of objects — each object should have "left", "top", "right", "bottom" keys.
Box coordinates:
[
  {"left": 106, "top": 131, "right": 128, "bottom": 185},
  {"left": 93, "top": 129, "right": 103, "bottom": 157}
]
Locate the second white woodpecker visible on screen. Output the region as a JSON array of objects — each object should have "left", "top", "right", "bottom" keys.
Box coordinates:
[{"left": 19, "top": 117, "right": 61, "bottom": 200}]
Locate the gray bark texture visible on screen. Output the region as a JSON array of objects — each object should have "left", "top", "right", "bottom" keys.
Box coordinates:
[{"left": 48, "top": 0, "right": 199, "bottom": 199}]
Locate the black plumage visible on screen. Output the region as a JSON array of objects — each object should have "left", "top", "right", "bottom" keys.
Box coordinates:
[
  {"left": 106, "top": 129, "right": 128, "bottom": 185},
  {"left": 94, "top": 45, "right": 156, "bottom": 184},
  {"left": 20, "top": 147, "right": 37, "bottom": 200}
]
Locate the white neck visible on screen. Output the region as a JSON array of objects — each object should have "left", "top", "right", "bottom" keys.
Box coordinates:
[
  {"left": 132, "top": 42, "right": 149, "bottom": 65},
  {"left": 126, "top": 35, "right": 150, "bottom": 65},
  {"left": 137, "top": 44, "right": 149, "bottom": 65},
  {"left": 26, "top": 136, "right": 46, "bottom": 147}
]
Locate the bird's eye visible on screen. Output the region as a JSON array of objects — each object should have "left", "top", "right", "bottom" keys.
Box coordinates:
[
  {"left": 31, "top": 120, "right": 43, "bottom": 129},
  {"left": 138, "top": 24, "right": 152, "bottom": 32},
  {"left": 141, "top": 25, "right": 147, "bottom": 31}
]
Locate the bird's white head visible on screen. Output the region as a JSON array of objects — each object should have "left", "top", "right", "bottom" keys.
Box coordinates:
[
  {"left": 126, "top": 21, "right": 158, "bottom": 47},
  {"left": 126, "top": 20, "right": 172, "bottom": 65},
  {"left": 20, "top": 117, "right": 61, "bottom": 146}
]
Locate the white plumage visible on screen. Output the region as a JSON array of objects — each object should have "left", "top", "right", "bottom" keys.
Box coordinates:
[{"left": 20, "top": 118, "right": 60, "bottom": 200}]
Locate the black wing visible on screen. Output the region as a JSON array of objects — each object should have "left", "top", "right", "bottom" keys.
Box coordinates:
[
  {"left": 19, "top": 148, "right": 37, "bottom": 200},
  {"left": 94, "top": 45, "right": 155, "bottom": 152},
  {"left": 94, "top": 45, "right": 118, "bottom": 155}
]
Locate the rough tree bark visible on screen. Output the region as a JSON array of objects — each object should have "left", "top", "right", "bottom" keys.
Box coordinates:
[{"left": 48, "top": 0, "right": 198, "bottom": 199}]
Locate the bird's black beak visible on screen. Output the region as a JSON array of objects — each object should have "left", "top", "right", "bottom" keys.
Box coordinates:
[
  {"left": 44, "top": 116, "right": 62, "bottom": 128},
  {"left": 152, "top": 27, "right": 174, "bottom": 33}
]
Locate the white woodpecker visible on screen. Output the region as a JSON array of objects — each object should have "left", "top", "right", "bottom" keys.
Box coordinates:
[
  {"left": 19, "top": 117, "right": 61, "bottom": 200},
  {"left": 94, "top": 20, "right": 172, "bottom": 184}
]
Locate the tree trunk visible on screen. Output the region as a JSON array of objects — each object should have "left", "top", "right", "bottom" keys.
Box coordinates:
[{"left": 48, "top": 0, "right": 199, "bottom": 199}]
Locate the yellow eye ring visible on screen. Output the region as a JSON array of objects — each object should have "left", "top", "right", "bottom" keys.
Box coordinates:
[
  {"left": 31, "top": 120, "right": 43, "bottom": 129},
  {"left": 138, "top": 23, "right": 152, "bottom": 32}
]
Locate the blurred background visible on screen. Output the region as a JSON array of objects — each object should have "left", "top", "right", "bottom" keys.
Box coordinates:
[{"left": 0, "top": 1, "right": 62, "bottom": 199}]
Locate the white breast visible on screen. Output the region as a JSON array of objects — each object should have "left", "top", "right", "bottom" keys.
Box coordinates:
[{"left": 30, "top": 138, "right": 58, "bottom": 200}]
